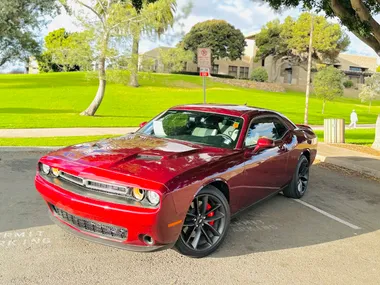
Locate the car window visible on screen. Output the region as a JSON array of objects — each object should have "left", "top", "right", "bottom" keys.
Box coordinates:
[
  {"left": 245, "top": 117, "right": 288, "bottom": 147},
  {"left": 272, "top": 117, "right": 288, "bottom": 138},
  {"left": 138, "top": 110, "right": 243, "bottom": 149}
]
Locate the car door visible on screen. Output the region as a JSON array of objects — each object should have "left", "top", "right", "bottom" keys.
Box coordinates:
[{"left": 240, "top": 116, "right": 292, "bottom": 209}]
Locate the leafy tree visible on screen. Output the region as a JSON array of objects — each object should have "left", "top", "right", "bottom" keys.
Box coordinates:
[
  {"left": 313, "top": 66, "right": 344, "bottom": 114},
  {"left": 43, "top": 28, "right": 93, "bottom": 72},
  {"left": 158, "top": 47, "right": 193, "bottom": 72},
  {"left": 37, "top": 52, "right": 61, "bottom": 73},
  {"left": 129, "top": 0, "right": 176, "bottom": 87},
  {"left": 359, "top": 73, "right": 380, "bottom": 112},
  {"left": 0, "top": 0, "right": 59, "bottom": 67},
  {"left": 256, "top": 0, "right": 380, "bottom": 56},
  {"left": 254, "top": 13, "right": 350, "bottom": 81},
  {"left": 343, "top": 80, "right": 354, "bottom": 88},
  {"left": 62, "top": 0, "right": 175, "bottom": 116},
  {"left": 251, "top": 67, "right": 269, "bottom": 82},
  {"left": 181, "top": 20, "right": 247, "bottom": 64}
]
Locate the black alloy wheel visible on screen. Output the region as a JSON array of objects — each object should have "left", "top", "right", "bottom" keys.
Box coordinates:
[
  {"left": 175, "top": 186, "right": 230, "bottom": 258},
  {"left": 297, "top": 159, "right": 309, "bottom": 195},
  {"left": 283, "top": 154, "right": 310, "bottom": 199}
]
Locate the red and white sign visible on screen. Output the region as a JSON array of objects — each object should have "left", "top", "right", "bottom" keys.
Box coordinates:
[
  {"left": 199, "top": 67, "right": 210, "bottom": 77},
  {"left": 197, "top": 48, "right": 211, "bottom": 68}
]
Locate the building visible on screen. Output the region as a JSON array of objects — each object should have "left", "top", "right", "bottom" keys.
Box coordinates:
[
  {"left": 140, "top": 37, "right": 256, "bottom": 79},
  {"left": 141, "top": 34, "right": 378, "bottom": 87},
  {"left": 245, "top": 34, "right": 378, "bottom": 88}
]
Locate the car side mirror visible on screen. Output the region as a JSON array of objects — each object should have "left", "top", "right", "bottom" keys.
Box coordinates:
[
  {"left": 139, "top": 121, "right": 147, "bottom": 128},
  {"left": 253, "top": 137, "right": 275, "bottom": 154}
]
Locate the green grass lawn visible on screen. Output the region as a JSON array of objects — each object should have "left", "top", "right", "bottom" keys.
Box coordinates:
[
  {"left": 314, "top": 128, "right": 375, "bottom": 145},
  {"left": 1, "top": 71, "right": 379, "bottom": 128}
]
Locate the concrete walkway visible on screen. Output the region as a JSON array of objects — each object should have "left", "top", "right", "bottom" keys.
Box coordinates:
[
  {"left": 317, "top": 143, "right": 380, "bottom": 179},
  {"left": 0, "top": 124, "right": 375, "bottom": 138}
]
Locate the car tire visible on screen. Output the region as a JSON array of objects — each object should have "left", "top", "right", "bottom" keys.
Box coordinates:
[
  {"left": 175, "top": 185, "right": 230, "bottom": 258},
  {"left": 283, "top": 155, "right": 310, "bottom": 199}
]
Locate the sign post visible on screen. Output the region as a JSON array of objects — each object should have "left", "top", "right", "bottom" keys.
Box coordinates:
[{"left": 197, "top": 48, "right": 211, "bottom": 104}]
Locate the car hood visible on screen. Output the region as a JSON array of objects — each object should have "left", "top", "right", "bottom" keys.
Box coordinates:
[{"left": 47, "top": 134, "right": 233, "bottom": 185}]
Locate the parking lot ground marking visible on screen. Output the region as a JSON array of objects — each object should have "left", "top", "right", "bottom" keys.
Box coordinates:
[{"left": 293, "top": 199, "right": 361, "bottom": 230}]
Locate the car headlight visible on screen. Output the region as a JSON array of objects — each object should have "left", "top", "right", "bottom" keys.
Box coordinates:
[
  {"left": 132, "top": 187, "right": 145, "bottom": 201},
  {"left": 146, "top": 191, "right": 160, "bottom": 206},
  {"left": 40, "top": 163, "right": 51, "bottom": 175}
]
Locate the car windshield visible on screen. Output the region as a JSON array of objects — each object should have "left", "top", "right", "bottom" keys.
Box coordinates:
[{"left": 138, "top": 110, "right": 244, "bottom": 149}]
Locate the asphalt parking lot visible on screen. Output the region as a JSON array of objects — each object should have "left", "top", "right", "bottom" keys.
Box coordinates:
[{"left": 1, "top": 149, "right": 380, "bottom": 284}]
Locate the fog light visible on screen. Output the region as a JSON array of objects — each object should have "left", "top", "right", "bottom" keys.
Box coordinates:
[
  {"left": 51, "top": 167, "right": 60, "bottom": 177},
  {"left": 41, "top": 164, "right": 50, "bottom": 175},
  {"left": 132, "top": 188, "right": 145, "bottom": 201}
]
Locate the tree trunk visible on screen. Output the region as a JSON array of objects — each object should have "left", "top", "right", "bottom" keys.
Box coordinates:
[
  {"left": 369, "top": 100, "right": 372, "bottom": 113},
  {"left": 304, "top": 14, "right": 314, "bottom": 125},
  {"left": 372, "top": 115, "right": 380, "bottom": 150},
  {"left": 322, "top": 100, "right": 326, "bottom": 114},
  {"left": 129, "top": 35, "right": 140, "bottom": 87},
  {"left": 81, "top": 57, "right": 106, "bottom": 116}
]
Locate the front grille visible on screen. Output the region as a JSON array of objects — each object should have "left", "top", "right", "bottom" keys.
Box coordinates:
[
  {"left": 59, "top": 171, "right": 131, "bottom": 197},
  {"left": 50, "top": 204, "right": 127, "bottom": 240},
  {"left": 85, "top": 180, "right": 129, "bottom": 196},
  {"left": 60, "top": 171, "right": 84, "bottom": 185}
]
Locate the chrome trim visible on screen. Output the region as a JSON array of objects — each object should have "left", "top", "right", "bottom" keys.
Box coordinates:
[
  {"left": 60, "top": 171, "right": 84, "bottom": 186},
  {"left": 59, "top": 171, "right": 132, "bottom": 197}
]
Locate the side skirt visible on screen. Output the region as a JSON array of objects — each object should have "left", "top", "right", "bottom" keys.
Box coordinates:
[{"left": 231, "top": 184, "right": 289, "bottom": 219}]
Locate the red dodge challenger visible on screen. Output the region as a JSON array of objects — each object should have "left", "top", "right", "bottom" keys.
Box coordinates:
[{"left": 35, "top": 104, "right": 317, "bottom": 257}]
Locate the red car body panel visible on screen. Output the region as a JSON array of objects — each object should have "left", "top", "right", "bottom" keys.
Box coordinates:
[{"left": 35, "top": 104, "right": 317, "bottom": 251}]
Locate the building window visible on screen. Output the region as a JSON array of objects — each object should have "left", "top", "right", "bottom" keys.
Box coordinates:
[
  {"left": 239, "top": 67, "right": 249, "bottom": 79},
  {"left": 228, "top": 66, "right": 238, "bottom": 78},
  {"left": 349, "top": 66, "right": 363, "bottom": 72},
  {"left": 261, "top": 58, "right": 265, "bottom": 67},
  {"left": 212, "top": 65, "right": 219, "bottom": 74}
]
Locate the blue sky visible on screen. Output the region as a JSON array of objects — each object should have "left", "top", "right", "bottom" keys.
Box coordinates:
[{"left": 45, "top": 0, "right": 380, "bottom": 60}]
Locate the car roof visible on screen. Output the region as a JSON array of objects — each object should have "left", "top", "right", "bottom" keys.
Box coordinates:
[{"left": 170, "top": 104, "right": 270, "bottom": 117}]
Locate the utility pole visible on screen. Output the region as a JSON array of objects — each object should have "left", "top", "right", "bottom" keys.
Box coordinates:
[{"left": 304, "top": 14, "right": 314, "bottom": 125}]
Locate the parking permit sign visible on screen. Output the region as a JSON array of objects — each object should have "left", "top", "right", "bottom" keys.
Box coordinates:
[
  {"left": 197, "top": 48, "right": 211, "bottom": 68},
  {"left": 200, "top": 67, "right": 210, "bottom": 77}
]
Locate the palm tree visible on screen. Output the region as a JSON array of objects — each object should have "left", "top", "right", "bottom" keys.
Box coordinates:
[{"left": 129, "top": 0, "right": 176, "bottom": 87}]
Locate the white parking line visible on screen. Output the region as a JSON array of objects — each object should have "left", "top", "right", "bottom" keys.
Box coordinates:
[{"left": 293, "top": 199, "right": 362, "bottom": 230}]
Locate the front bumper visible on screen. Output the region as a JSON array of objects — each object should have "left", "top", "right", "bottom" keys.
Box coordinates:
[
  {"left": 48, "top": 210, "right": 174, "bottom": 252},
  {"left": 35, "top": 174, "right": 183, "bottom": 251}
]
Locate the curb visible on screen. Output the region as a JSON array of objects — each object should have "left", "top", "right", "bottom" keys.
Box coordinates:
[{"left": 316, "top": 154, "right": 380, "bottom": 179}]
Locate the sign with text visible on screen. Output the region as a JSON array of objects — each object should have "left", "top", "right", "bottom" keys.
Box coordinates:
[
  {"left": 197, "top": 48, "right": 211, "bottom": 68},
  {"left": 199, "top": 67, "right": 210, "bottom": 77}
]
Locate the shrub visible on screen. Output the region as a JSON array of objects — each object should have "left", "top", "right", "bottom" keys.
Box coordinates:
[
  {"left": 343, "top": 80, "right": 354, "bottom": 88},
  {"left": 250, "top": 67, "right": 268, "bottom": 82}
]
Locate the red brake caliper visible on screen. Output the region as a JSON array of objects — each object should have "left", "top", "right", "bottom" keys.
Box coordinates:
[{"left": 206, "top": 204, "right": 215, "bottom": 226}]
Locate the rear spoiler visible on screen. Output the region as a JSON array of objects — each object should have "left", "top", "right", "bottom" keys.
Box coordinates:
[{"left": 296, "top": 124, "right": 315, "bottom": 134}]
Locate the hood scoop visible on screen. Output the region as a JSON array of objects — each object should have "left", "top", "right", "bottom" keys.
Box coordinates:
[{"left": 135, "top": 154, "right": 163, "bottom": 161}]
